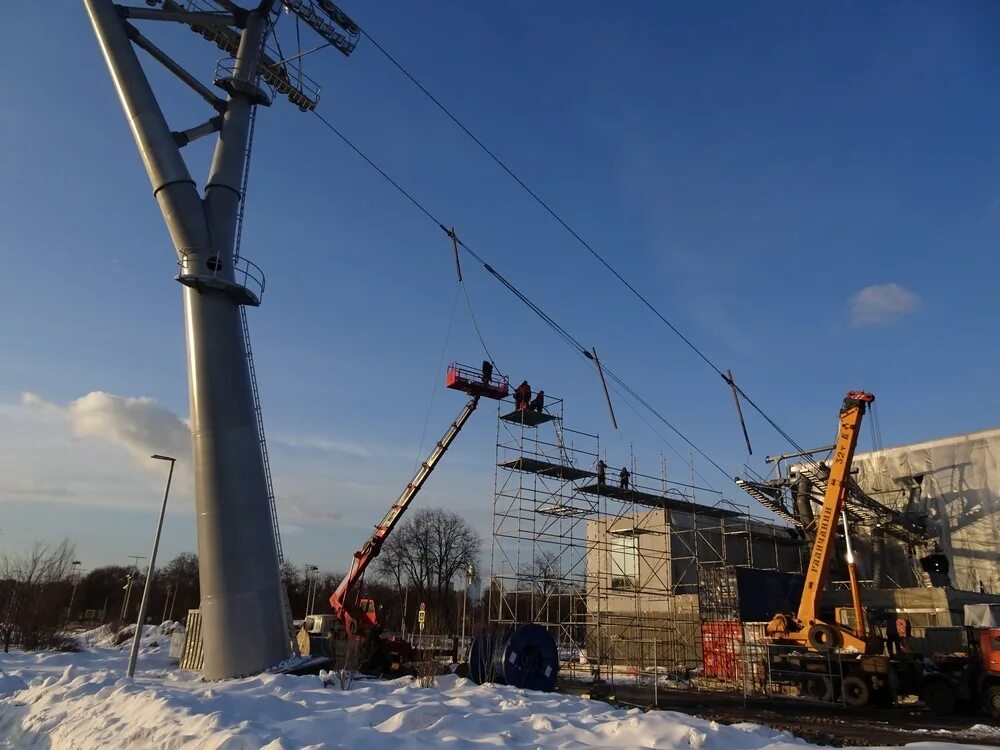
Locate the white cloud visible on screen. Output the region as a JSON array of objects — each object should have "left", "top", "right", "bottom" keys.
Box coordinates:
[
  {"left": 1, "top": 390, "right": 488, "bottom": 566},
  {"left": 22, "top": 390, "right": 191, "bottom": 466},
  {"left": 1, "top": 393, "right": 188, "bottom": 515},
  {"left": 849, "top": 283, "right": 920, "bottom": 326}
]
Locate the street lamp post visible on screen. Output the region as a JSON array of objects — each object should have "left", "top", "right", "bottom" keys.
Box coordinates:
[
  {"left": 66, "top": 560, "right": 82, "bottom": 622},
  {"left": 126, "top": 454, "right": 175, "bottom": 678},
  {"left": 121, "top": 554, "right": 146, "bottom": 621},
  {"left": 461, "top": 564, "right": 475, "bottom": 646},
  {"left": 304, "top": 565, "right": 318, "bottom": 616}
]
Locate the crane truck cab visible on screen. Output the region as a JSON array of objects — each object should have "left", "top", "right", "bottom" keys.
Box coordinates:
[
  {"left": 977, "top": 628, "right": 1000, "bottom": 717},
  {"left": 918, "top": 627, "right": 1000, "bottom": 717}
]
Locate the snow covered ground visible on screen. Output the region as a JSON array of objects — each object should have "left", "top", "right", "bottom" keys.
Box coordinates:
[{"left": 0, "top": 628, "right": 996, "bottom": 750}]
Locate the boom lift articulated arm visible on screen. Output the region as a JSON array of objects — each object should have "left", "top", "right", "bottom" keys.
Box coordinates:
[
  {"left": 768, "top": 390, "right": 878, "bottom": 653},
  {"left": 329, "top": 393, "right": 481, "bottom": 638}
]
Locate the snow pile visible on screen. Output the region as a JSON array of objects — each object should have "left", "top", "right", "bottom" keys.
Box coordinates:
[
  {"left": 0, "top": 641, "right": 994, "bottom": 750},
  {"left": 74, "top": 622, "right": 167, "bottom": 652}
]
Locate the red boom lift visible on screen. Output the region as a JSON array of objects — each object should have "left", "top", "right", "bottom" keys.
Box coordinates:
[{"left": 326, "top": 363, "right": 507, "bottom": 669}]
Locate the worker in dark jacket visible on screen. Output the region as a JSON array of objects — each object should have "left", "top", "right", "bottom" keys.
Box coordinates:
[
  {"left": 530, "top": 390, "right": 545, "bottom": 413},
  {"left": 596, "top": 459, "right": 607, "bottom": 486},
  {"left": 620, "top": 466, "right": 630, "bottom": 491},
  {"left": 481, "top": 359, "right": 493, "bottom": 386},
  {"left": 515, "top": 380, "right": 531, "bottom": 410}
]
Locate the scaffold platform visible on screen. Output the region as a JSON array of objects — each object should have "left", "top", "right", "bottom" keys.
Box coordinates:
[
  {"left": 498, "top": 457, "right": 595, "bottom": 481},
  {"left": 576, "top": 482, "right": 742, "bottom": 519},
  {"left": 499, "top": 409, "right": 556, "bottom": 427}
]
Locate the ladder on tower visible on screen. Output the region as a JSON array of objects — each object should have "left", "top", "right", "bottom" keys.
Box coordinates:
[{"left": 241, "top": 307, "right": 299, "bottom": 656}]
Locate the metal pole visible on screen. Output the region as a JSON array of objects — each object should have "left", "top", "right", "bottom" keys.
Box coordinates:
[
  {"left": 66, "top": 561, "right": 82, "bottom": 621},
  {"left": 652, "top": 638, "right": 658, "bottom": 707},
  {"left": 161, "top": 582, "right": 172, "bottom": 624},
  {"left": 127, "top": 455, "right": 175, "bottom": 678},
  {"left": 461, "top": 582, "right": 468, "bottom": 645},
  {"left": 121, "top": 571, "right": 135, "bottom": 621},
  {"left": 401, "top": 587, "right": 408, "bottom": 639},
  {"left": 84, "top": 0, "right": 289, "bottom": 679}
]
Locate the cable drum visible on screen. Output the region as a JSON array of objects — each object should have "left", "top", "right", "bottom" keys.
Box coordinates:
[
  {"left": 467, "top": 623, "right": 559, "bottom": 692},
  {"left": 467, "top": 624, "right": 513, "bottom": 686}
]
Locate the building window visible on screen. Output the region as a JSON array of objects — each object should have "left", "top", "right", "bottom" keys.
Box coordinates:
[{"left": 610, "top": 535, "right": 638, "bottom": 591}]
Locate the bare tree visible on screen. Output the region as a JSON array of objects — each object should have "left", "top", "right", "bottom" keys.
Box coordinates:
[
  {"left": 374, "top": 508, "right": 481, "bottom": 630},
  {"left": 1, "top": 540, "right": 77, "bottom": 651},
  {"left": 522, "top": 550, "right": 564, "bottom": 598},
  {"left": 159, "top": 552, "right": 199, "bottom": 621}
]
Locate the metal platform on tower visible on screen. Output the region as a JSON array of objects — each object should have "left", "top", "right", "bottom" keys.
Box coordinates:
[
  {"left": 445, "top": 362, "right": 509, "bottom": 400},
  {"left": 176, "top": 255, "right": 266, "bottom": 307},
  {"left": 576, "top": 482, "right": 743, "bottom": 519}
]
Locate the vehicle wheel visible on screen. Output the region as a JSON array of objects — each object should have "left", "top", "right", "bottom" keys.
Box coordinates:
[
  {"left": 983, "top": 684, "right": 1000, "bottom": 719},
  {"left": 804, "top": 675, "right": 834, "bottom": 702},
  {"left": 922, "top": 680, "right": 957, "bottom": 716},
  {"left": 842, "top": 675, "right": 871, "bottom": 708},
  {"left": 807, "top": 623, "right": 840, "bottom": 652}
]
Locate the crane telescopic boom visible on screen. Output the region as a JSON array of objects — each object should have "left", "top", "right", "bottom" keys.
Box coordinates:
[{"left": 767, "top": 390, "right": 879, "bottom": 654}]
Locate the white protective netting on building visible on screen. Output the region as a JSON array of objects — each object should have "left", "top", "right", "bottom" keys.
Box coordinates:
[{"left": 853, "top": 427, "right": 1000, "bottom": 593}]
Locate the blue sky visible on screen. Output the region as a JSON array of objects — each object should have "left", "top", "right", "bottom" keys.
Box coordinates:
[{"left": 2, "top": 1, "right": 999, "bottom": 573}]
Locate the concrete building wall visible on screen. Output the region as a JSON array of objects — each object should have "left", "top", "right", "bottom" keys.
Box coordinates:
[{"left": 587, "top": 509, "right": 805, "bottom": 614}]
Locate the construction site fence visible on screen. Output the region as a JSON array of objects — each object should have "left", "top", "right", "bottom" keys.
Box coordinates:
[{"left": 553, "top": 620, "right": 850, "bottom": 706}]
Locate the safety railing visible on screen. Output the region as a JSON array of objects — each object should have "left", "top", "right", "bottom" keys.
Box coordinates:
[
  {"left": 446, "top": 362, "right": 510, "bottom": 398},
  {"left": 176, "top": 254, "right": 266, "bottom": 307}
]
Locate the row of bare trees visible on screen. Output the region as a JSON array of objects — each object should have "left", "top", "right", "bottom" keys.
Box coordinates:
[
  {"left": 0, "top": 542, "right": 200, "bottom": 652},
  {"left": 374, "top": 508, "right": 482, "bottom": 633},
  {"left": 1, "top": 540, "right": 78, "bottom": 651},
  {"left": 1, "top": 507, "right": 485, "bottom": 650}
]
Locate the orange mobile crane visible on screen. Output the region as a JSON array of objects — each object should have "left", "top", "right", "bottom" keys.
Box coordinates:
[
  {"left": 766, "top": 390, "right": 880, "bottom": 655},
  {"left": 755, "top": 390, "right": 1000, "bottom": 714},
  {"left": 325, "top": 363, "right": 508, "bottom": 672},
  {"left": 762, "top": 390, "right": 897, "bottom": 707}
]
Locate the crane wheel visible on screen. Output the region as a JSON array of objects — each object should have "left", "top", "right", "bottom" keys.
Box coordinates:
[
  {"left": 842, "top": 676, "right": 871, "bottom": 708},
  {"left": 804, "top": 676, "right": 834, "bottom": 702},
  {"left": 983, "top": 684, "right": 1000, "bottom": 719},
  {"left": 807, "top": 624, "right": 840, "bottom": 652},
  {"left": 922, "top": 679, "right": 957, "bottom": 716}
]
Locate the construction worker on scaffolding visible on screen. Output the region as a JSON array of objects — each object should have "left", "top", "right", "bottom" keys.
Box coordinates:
[
  {"left": 596, "top": 459, "right": 607, "bottom": 487},
  {"left": 529, "top": 390, "right": 545, "bottom": 413},
  {"left": 514, "top": 380, "right": 531, "bottom": 410},
  {"left": 620, "top": 466, "right": 630, "bottom": 491}
]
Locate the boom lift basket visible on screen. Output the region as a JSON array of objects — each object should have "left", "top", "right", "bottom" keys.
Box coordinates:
[{"left": 446, "top": 362, "right": 509, "bottom": 400}]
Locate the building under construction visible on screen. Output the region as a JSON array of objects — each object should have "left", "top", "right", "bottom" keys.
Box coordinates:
[
  {"left": 488, "top": 390, "right": 1000, "bottom": 693},
  {"left": 487, "top": 392, "right": 807, "bottom": 686}
]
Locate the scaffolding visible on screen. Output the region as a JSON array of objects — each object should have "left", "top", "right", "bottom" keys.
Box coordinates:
[{"left": 488, "top": 393, "right": 807, "bottom": 691}]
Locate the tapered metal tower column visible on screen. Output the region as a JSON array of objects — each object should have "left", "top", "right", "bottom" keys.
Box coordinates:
[{"left": 85, "top": 0, "right": 287, "bottom": 678}]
